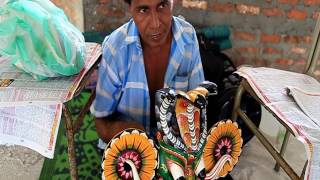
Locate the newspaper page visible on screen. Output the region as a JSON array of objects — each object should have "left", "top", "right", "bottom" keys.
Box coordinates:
[
  {"left": 0, "top": 42, "right": 102, "bottom": 158},
  {"left": 0, "top": 104, "right": 62, "bottom": 158},
  {"left": 0, "top": 42, "right": 102, "bottom": 106},
  {"left": 287, "top": 87, "right": 320, "bottom": 128},
  {"left": 236, "top": 67, "right": 320, "bottom": 180}
]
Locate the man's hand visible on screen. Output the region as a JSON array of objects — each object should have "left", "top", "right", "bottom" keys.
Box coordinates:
[{"left": 95, "top": 117, "right": 145, "bottom": 143}]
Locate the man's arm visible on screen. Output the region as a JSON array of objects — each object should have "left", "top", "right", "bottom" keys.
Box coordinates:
[
  {"left": 92, "top": 36, "right": 135, "bottom": 143},
  {"left": 95, "top": 117, "right": 145, "bottom": 143}
]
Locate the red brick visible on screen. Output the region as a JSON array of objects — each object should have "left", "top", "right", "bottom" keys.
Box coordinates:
[
  {"left": 261, "top": 34, "right": 281, "bottom": 43},
  {"left": 252, "top": 58, "right": 270, "bottom": 66},
  {"left": 95, "top": 22, "right": 121, "bottom": 31},
  {"left": 296, "top": 59, "right": 306, "bottom": 65},
  {"left": 304, "top": 0, "right": 320, "bottom": 5},
  {"left": 236, "top": 47, "right": 259, "bottom": 54},
  {"left": 303, "top": 36, "right": 312, "bottom": 44},
  {"left": 211, "top": 3, "right": 234, "bottom": 13},
  {"left": 262, "top": 8, "right": 284, "bottom": 17},
  {"left": 278, "top": 0, "right": 299, "bottom": 5},
  {"left": 284, "top": 35, "right": 313, "bottom": 44},
  {"left": 283, "top": 35, "right": 300, "bottom": 44},
  {"left": 96, "top": 6, "right": 125, "bottom": 17},
  {"left": 236, "top": 57, "right": 269, "bottom": 67},
  {"left": 99, "top": 0, "right": 111, "bottom": 3},
  {"left": 95, "top": 23, "right": 106, "bottom": 31},
  {"left": 236, "top": 4, "right": 260, "bottom": 15},
  {"left": 233, "top": 31, "right": 256, "bottom": 41},
  {"left": 275, "top": 58, "right": 294, "bottom": 65},
  {"left": 263, "top": 47, "right": 283, "bottom": 54},
  {"left": 182, "top": 0, "right": 208, "bottom": 10},
  {"left": 312, "top": 12, "right": 319, "bottom": 19},
  {"left": 290, "top": 47, "right": 307, "bottom": 54},
  {"left": 234, "top": 57, "right": 247, "bottom": 66},
  {"left": 287, "top": 10, "right": 308, "bottom": 20}
]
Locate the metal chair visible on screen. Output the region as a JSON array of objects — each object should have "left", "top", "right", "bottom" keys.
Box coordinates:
[
  {"left": 62, "top": 54, "right": 101, "bottom": 180},
  {"left": 231, "top": 15, "right": 320, "bottom": 180}
]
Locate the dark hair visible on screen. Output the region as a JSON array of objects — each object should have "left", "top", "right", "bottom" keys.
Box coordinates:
[{"left": 124, "top": 0, "right": 131, "bottom": 4}]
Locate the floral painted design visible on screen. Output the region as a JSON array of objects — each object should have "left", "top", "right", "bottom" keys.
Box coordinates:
[
  {"left": 203, "top": 120, "right": 242, "bottom": 177},
  {"left": 102, "top": 129, "right": 157, "bottom": 180}
]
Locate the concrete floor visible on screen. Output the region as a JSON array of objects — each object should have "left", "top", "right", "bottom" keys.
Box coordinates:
[
  {"left": 231, "top": 135, "right": 307, "bottom": 180},
  {"left": 0, "top": 145, "right": 44, "bottom": 180},
  {"left": 231, "top": 107, "right": 307, "bottom": 180},
  {"left": 0, "top": 107, "right": 307, "bottom": 180}
]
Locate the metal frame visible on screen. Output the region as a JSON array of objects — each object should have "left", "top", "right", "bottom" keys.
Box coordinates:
[
  {"left": 62, "top": 56, "right": 101, "bottom": 180},
  {"left": 231, "top": 80, "right": 305, "bottom": 180},
  {"left": 231, "top": 14, "right": 320, "bottom": 180}
]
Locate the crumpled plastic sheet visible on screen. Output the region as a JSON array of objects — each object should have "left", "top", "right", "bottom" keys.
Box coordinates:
[{"left": 0, "top": 0, "right": 85, "bottom": 80}]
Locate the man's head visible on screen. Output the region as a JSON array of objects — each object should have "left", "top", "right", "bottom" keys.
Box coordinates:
[{"left": 126, "top": 0, "right": 174, "bottom": 48}]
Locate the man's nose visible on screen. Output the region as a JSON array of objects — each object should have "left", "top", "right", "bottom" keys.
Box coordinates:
[{"left": 150, "top": 11, "right": 160, "bottom": 29}]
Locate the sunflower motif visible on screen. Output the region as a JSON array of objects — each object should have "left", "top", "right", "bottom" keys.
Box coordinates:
[
  {"left": 203, "top": 120, "right": 242, "bottom": 178},
  {"left": 102, "top": 129, "right": 158, "bottom": 180}
]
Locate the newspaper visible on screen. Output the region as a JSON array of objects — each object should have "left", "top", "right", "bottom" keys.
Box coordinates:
[
  {"left": 0, "top": 104, "right": 62, "bottom": 158},
  {"left": 0, "top": 42, "right": 102, "bottom": 106},
  {"left": 0, "top": 42, "right": 102, "bottom": 158},
  {"left": 287, "top": 87, "right": 320, "bottom": 128},
  {"left": 236, "top": 67, "right": 320, "bottom": 180}
]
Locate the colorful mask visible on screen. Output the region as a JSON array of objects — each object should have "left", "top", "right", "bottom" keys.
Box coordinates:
[
  {"left": 102, "top": 82, "right": 242, "bottom": 180},
  {"left": 101, "top": 129, "right": 158, "bottom": 180}
]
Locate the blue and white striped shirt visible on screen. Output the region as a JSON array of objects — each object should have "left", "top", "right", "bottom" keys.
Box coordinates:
[{"left": 90, "top": 16, "right": 204, "bottom": 133}]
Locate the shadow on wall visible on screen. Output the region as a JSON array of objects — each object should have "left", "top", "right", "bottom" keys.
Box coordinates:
[{"left": 51, "top": 0, "right": 84, "bottom": 32}]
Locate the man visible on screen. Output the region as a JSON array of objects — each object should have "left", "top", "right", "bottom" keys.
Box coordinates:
[{"left": 90, "top": 0, "right": 204, "bottom": 144}]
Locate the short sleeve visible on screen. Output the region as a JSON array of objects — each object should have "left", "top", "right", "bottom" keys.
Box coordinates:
[{"left": 90, "top": 37, "right": 123, "bottom": 118}]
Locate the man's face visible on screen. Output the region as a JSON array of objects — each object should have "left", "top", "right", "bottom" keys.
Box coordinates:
[{"left": 129, "top": 0, "right": 173, "bottom": 48}]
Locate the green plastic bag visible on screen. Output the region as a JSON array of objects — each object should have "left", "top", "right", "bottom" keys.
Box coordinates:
[{"left": 0, "top": 0, "right": 85, "bottom": 80}]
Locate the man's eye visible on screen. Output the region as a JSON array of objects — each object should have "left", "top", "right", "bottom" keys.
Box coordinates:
[
  {"left": 159, "top": 2, "right": 168, "bottom": 9},
  {"left": 139, "top": 8, "right": 147, "bottom": 13}
]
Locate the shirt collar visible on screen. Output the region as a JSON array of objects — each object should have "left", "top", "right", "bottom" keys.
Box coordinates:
[
  {"left": 124, "top": 16, "right": 194, "bottom": 52},
  {"left": 125, "top": 19, "right": 142, "bottom": 50},
  {"left": 171, "top": 16, "right": 194, "bottom": 53}
]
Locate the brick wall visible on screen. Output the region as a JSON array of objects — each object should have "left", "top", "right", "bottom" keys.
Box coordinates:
[
  {"left": 83, "top": 0, "right": 130, "bottom": 32},
  {"left": 83, "top": 0, "right": 320, "bottom": 76}
]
